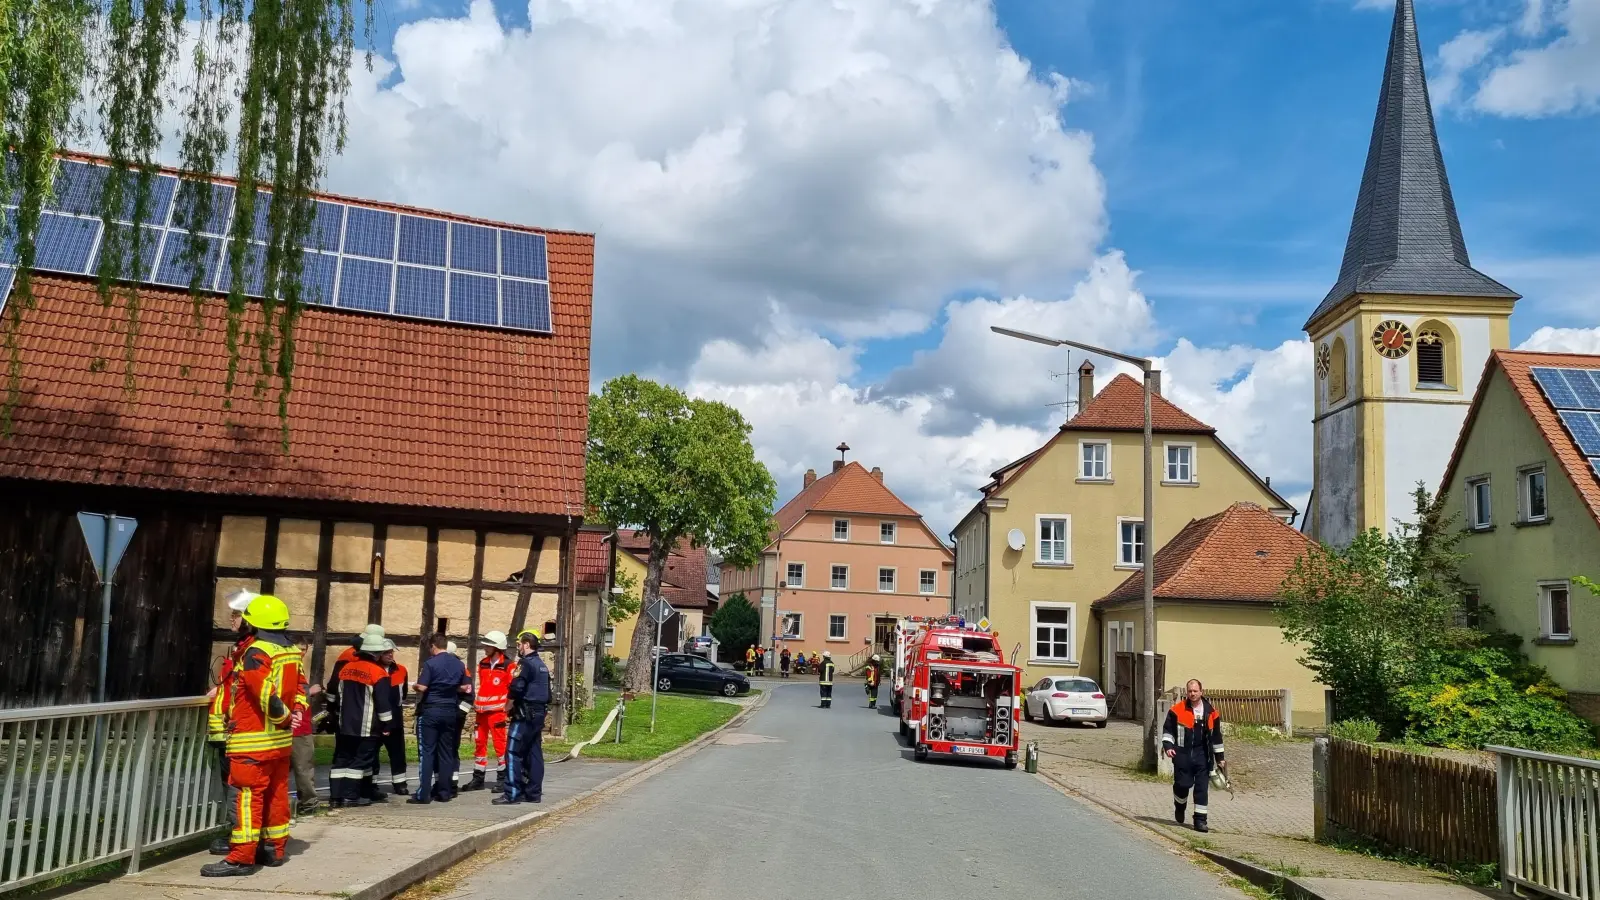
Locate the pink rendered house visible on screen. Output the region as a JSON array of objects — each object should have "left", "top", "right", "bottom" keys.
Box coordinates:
[{"left": 721, "top": 458, "right": 954, "bottom": 664}]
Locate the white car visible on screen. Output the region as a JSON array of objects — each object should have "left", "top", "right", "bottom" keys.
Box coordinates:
[{"left": 1023, "top": 677, "right": 1108, "bottom": 727}]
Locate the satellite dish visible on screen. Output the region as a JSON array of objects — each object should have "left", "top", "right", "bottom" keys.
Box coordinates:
[{"left": 1006, "top": 528, "right": 1026, "bottom": 551}]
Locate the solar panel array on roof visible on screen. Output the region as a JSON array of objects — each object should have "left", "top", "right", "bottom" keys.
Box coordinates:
[
  {"left": 1529, "top": 367, "right": 1600, "bottom": 476},
  {"left": 0, "top": 158, "right": 554, "bottom": 333}
]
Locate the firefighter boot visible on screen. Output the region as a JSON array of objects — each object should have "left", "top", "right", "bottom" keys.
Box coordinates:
[
  {"left": 209, "top": 836, "right": 231, "bottom": 855},
  {"left": 1174, "top": 802, "right": 1186, "bottom": 825},
  {"left": 200, "top": 860, "right": 259, "bottom": 877},
  {"left": 392, "top": 781, "right": 408, "bottom": 796},
  {"left": 465, "top": 771, "right": 486, "bottom": 792},
  {"left": 1194, "top": 814, "right": 1209, "bottom": 834}
]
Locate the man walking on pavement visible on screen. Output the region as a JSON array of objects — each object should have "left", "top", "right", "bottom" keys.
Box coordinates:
[
  {"left": 864, "top": 654, "right": 882, "bottom": 708},
  {"left": 468, "top": 631, "right": 513, "bottom": 792},
  {"left": 379, "top": 640, "right": 410, "bottom": 796},
  {"left": 410, "top": 634, "right": 470, "bottom": 804},
  {"left": 202, "top": 596, "right": 303, "bottom": 877},
  {"left": 206, "top": 590, "right": 255, "bottom": 856},
  {"left": 1163, "top": 679, "right": 1226, "bottom": 833},
  {"left": 495, "top": 630, "right": 550, "bottom": 805},
  {"left": 818, "top": 650, "right": 836, "bottom": 708},
  {"left": 329, "top": 633, "right": 395, "bottom": 807}
]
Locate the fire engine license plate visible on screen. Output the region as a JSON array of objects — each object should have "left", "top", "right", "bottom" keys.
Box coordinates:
[{"left": 953, "top": 745, "right": 986, "bottom": 756}]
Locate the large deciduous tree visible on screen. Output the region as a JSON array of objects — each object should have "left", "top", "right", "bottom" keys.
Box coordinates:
[{"left": 586, "top": 375, "right": 776, "bottom": 692}]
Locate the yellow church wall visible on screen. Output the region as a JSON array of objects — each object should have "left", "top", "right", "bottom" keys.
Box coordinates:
[{"left": 981, "top": 428, "right": 1287, "bottom": 687}]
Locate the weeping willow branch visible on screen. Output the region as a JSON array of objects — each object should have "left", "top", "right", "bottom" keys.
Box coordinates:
[{"left": 0, "top": 0, "right": 374, "bottom": 440}]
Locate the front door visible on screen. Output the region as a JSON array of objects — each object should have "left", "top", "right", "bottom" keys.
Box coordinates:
[{"left": 874, "top": 617, "right": 897, "bottom": 653}]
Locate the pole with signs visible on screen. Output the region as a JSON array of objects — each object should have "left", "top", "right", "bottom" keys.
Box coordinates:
[
  {"left": 76, "top": 512, "right": 138, "bottom": 704},
  {"left": 646, "top": 599, "right": 677, "bottom": 734}
]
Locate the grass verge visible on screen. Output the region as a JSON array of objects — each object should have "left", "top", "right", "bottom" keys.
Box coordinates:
[
  {"left": 544, "top": 692, "right": 740, "bottom": 761},
  {"left": 1326, "top": 835, "right": 1499, "bottom": 887}
]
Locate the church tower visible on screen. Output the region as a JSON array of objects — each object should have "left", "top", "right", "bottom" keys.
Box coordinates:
[{"left": 1307, "top": 0, "right": 1518, "bottom": 546}]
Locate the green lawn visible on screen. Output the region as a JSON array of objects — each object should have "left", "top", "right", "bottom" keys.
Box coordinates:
[
  {"left": 310, "top": 690, "right": 742, "bottom": 765},
  {"left": 545, "top": 691, "right": 741, "bottom": 761}
]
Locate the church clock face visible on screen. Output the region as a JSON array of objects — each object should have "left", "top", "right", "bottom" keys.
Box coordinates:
[
  {"left": 1316, "top": 343, "right": 1332, "bottom": 378},
  {"left": 1371, "top": 320, "right": 1413, "bottom": 359}
]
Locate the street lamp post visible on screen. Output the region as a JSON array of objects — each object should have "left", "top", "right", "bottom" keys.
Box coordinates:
[{"left": 990, "top": 326, "right": 1160, "bottom": 772}]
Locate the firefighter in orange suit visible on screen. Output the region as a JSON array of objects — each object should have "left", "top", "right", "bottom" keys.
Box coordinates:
[
  {"left": 467, "top": 631, "right": 513, "bottom": 792},
  {"left": 1162, "top": 679, "right": 1226, "bottom": 834},
  {"left": 206, "top": 590, "right": 256, "bottom": 856},
  {"left": 202, "top": 595, "right": 304, "bottom": 877}
]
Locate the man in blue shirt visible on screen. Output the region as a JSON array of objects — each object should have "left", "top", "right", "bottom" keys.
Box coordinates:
[
  {"left": 494, "top": 630, "right": 550, "bottom": 805},
  {"left": 409, "top": 634, "right": 470, "bottom": 804}
]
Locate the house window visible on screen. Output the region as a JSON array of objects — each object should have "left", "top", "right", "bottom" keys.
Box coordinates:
[
  {"left": 1031, "top": 603, "right": 1076, "bottom": 663},
  {"left": 1080, "top": 441, "right": 1109, "bottom": 480},
  {"left": 1467, "top": 477, "right": 1492, "bottom": 529},
  {"left": 1165, "top": 444, "right": 1196, "bottom": 483},
  {"left": 828, "top": 615, "right": 847, "bottom": 640},
  {"left": 604, "top": 627, "right": 615, "bottom": 648},
  {"left": 833, "top": 519, "right": 850, "bottom": 541},
  {"left": 831, "top": 565, "right": 848, "bottom": 590},
  {"left": 1108, "top": 620, "right": 1134, "bottom": 653},
  {"left": 1521, "top": 467, "right": 1548, "bottom": 523},
  {"left": 880, "top": 522, "right": 896, "bottom": 544},
  {"left": 1118, "top": 519, "right": 1144, "bottom": 567},
  {"left": 919, "top": 570, "right": 937, "bottom": 594},
  {"left": 779, "top": 612, "right": 803, "bottom": 640},
  {"left": 1037, "top": 516, "right": 1070, "bottom": 564},
  {"left": 1413, "top": 321, "right": 1457, "bottom": 391},
  {"left": 1328, "top": 336, "right": 1348, "bottom": 404},
  {"left": 1540, "top": 582, "right": 1572, "bottom": 640},
  {"left": 786, "top": 562, "right": 805, "bottom": 588},
  {"left": 878, "top": 567, "right": 896, "bottom": 592}
]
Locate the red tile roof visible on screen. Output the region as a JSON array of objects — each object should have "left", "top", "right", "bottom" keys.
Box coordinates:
[
  {"left": 575, "top": 529, "right": 610, "bottom": 592},
  {"left": 0, "top": 264, "right": 592, "bottom": 517},
  {"left": 1095, "top": 503, "right": 1313, "bottom": 607},
  {"left": 773, "top": 462, "right": 920, "bottom": 534},
  {"left": 1063, "top": 374, "right": 1215, "bottom": 434},
  {"left": 617, "top": 529, "right": 711, "bottom": 609},
  {"left": 1441, "top": 351, "right": 1600, "bottom": 529}
]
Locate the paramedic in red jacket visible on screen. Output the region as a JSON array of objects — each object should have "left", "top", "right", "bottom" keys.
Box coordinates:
[{"left": 467, "top": 631, "right": 513, "bottom": 792}]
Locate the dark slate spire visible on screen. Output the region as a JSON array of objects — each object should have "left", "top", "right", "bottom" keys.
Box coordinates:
[{"left": 1307, "top": 0, "right": 1517, "bottom": 330}]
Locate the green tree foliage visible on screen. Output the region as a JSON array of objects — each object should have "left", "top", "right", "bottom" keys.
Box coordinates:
[
  {"left": 607, "top": 566, "right": 642, "bottom": 625},
  {"left": 1278, "top": 486, "right": 1474, "bottom": 736},
  {"left": 1393, "top": 636, "right": 1595, "bottom": 752},
  {"left": 1, "top": 0, "right": 372, "bottom": 438},
  {"left": 586, "top": 375, "right": 776, "bottom": 691},
  {"left": 708, "top": 593, "right": 759, "bottom": 665}
]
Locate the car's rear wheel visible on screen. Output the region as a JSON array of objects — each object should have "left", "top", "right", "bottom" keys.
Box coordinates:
[
  {"left": 1023, "top": 700, "right": 1035, "bottom": 722},
  {"left": 1094, "top": 720, "right": 1108, "bottom": 728},
  {"left": 657, "top": 676, "right": 672, "bottom": 692},
  {"left": 722, "top": 681, "right": 739, "bottom": 697}
]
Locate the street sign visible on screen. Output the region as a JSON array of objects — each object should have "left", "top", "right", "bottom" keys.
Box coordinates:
[
  {"left": 77, "top": 513, "right": 138, "bottom": 584},
  {"left": 645, "top": 599, "right": 677, "bottom": 625},
  {"left": 976, "top": 617, "right": 991, "bottom": 632}
]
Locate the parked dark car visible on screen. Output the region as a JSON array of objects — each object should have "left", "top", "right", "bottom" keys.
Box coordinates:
[{"left": 655, "top": 653, "right": 749, "bottom": 697}]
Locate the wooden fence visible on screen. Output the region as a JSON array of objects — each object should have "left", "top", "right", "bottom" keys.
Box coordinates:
[
  {"left": 1157, "top": 688, "right": 1291, "bottom": 729},
  {"left": 1327, "top": 738, "right": 1499, "bottom": 866}
]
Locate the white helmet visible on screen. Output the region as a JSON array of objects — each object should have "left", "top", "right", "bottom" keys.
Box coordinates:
[
  {"left": 446, "top": 641, "right": 460, "bottom": 655},
  {"left": 360, "top": 634, "right": 387, "bottom": 652},
  {"left": 226, "top": 590, "right": 258, "bottom": 613},
  {"left": 381, "top": 638, "right": 396, "bottom": 652},
  {"left": 362, "top": 624, "right": 385, "bottom": 637},
  {"left": 480, "top": 630, "right": 508, "bottom": 651},
  {"left": 822, "top": 651, "right": 832, "bottom": 658},
  {"left": 871, "top": 654, "right": 881, "bottom": 662}
]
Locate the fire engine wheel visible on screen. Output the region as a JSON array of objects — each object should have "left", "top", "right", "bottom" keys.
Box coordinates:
[
  {"left": 899, "top": 720, "right": 909, "bottom": 738},
  {"left": 914, "top": 744, "right": 929, "bottom": 762},
  {"left": 1004, "top": 752, "right": 1018, "bottom": 770}
]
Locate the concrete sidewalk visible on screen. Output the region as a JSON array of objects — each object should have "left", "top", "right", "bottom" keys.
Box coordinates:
[{"left": 62, "top": 760, "right": 636, "bottom": 900}]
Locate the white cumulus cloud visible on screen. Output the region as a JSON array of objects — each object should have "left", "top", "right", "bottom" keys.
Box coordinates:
[
  {"left": 1518, "top": 326, "right": 1600, "bottom": 354},
  {"left": 1468, "top": 0, "right": 1600, "bottom": 116}
]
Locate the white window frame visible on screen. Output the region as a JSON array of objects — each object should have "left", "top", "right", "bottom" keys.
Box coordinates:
[
  {"left": 1116, "top": 517, "right": 1145, "bottom": 569},
  {"left": 603, "top": 626, "right": 615, "bottom": 648},
  {"left": 785, "top": 562, "right": 805, "bottom": 588},
  {"left": 830, "top": 564, "right": 849, "bottom": 591},
  {"left": 1030, "top": 601, "right": 1077, "bottom": 664},
  {"left": 779, "top": 611, "right": 803, "bottom": 640},
  {"left": 1035, "top": 514, "right": 1071, "bottom": 565},
  {"left": 827, "top": 614, "right": 848, "bottom": 641},
  {"left": 833, "top": 518, "right": 850, "bottom": 541},
  {"left": 1079, "top": 440, "right": 1110, "bottom": 481},
  {"left": 879, "top": 521, "right": 897, "bottom": 545},
  {"left": 1467, "top": 476, "right": 1492, "bottom": 529},
  {"left": 1539, "top": 581, "right": 1573, "bottom": 640},
  {"left": 1520, "top": 466, "right": 1548, "bottom": 523},
  {"left": 919, "top": 569, "right": 937, "bottom": 595},
  {"left": 1107, "top": 620, "right": 1134, "bottom": 653},
  {"left": 1163, "top": 442, "right": 1197, "bottom": 484},
  {"left": 878, "top": 567, "right": 897, "bottom": 593}
]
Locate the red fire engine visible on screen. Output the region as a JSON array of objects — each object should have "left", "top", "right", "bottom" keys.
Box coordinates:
[{"left": 895, "top": 617, "right": 1021, "bottom": 768}]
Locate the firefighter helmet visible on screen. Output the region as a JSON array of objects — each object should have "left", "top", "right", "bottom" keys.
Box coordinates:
[
  {"left": 871, "top": 654, "right": 881, "bottom": 662},
  {"left": 517, "top": 629, "right": 541, "bottom": 644},
  {"left": 243, "top": 595, "right": 290, "bottom": 631},
  {"left": 360, "top": 634, "right": 387, "bottom": 652},
  {"left": 226, "top": 589, "right": 258, "bottom": 613},
  {"left": 822, "top": 650, "right": 832, "bottom": 658},
  {"left": 480, "top": 630, "right": 508, "bottom": 651}
]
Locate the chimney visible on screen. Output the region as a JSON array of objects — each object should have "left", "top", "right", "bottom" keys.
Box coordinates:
[
  {"left": 833, "top": 441, "right": 850, "bottom": 473},
  {"left": 832, "top": 459, "right": 845, "bottom": 473},
  {"left": 803, "top": 469, "right": 817, "bottom": 490},
  {"left": 870, "top": 466, "right": 883, "bottom": 483},
  {"left": 1077, "top": 360, "right": 1096, "bottom": 411},
  {"left": 1150, "top": 369, "right": 1163, "bottom": 397}
]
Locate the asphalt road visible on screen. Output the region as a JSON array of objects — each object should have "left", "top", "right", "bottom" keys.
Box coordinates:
[{"left": 439, "top": 681, "right": 1242, "bottom": 900}]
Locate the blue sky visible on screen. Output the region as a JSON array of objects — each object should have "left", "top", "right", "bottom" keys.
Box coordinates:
[{"left": 326, "top": 0, "right": 1600, "bottom": 530}]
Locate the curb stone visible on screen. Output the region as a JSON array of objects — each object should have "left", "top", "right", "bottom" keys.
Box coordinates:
[
  {"left": 1032, "top": 769, "right": 1332, "bottom": 900},
  {"left": 345, "top": 688, "right": 772, "bottom": 900}
]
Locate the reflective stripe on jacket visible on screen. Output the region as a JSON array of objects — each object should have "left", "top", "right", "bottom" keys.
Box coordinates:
[
  {"left": 476, "top": 653, "right": 513, "bottom": 711},
  {"left": 819, "top": 661, "right": 836, "bottom": 686},
  {"left": 1161, "top": 699, "right": 1225, "bottom": 765},
  {"left": 223, "top": 634, "right": 302, "bottom": 757},
  {"left": 336, "top": 658, "right": 395, "bottom": 737},
  {"left": 208, "top": 639, "right": 247, "bottom": 741}
]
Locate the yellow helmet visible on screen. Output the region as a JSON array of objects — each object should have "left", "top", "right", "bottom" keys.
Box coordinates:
[
  {"left": 243, "top": 595, "right": 290, "bottom": 631},
  {"left": 517, "top": 629, "right": 541, "bottom": 644}
]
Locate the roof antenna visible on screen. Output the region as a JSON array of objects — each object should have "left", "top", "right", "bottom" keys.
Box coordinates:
[{"left": 1045, "top": 350, "right": 1078, "bottom": 414}]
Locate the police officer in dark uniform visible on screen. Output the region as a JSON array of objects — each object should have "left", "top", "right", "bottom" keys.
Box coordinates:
[
  {"left": 408, "top": 634, "right": 468, "bottom": 804},
  {"left": 494, "top": 630, "right": 550, "bottom": 805},
  {"left": 1162, "top": 678, "right": 1226, "bottom": 833}
]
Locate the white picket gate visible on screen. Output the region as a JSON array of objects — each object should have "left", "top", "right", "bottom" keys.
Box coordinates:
[{"left": 1493, "top": 745, "right": 1600, "bottom": 900}]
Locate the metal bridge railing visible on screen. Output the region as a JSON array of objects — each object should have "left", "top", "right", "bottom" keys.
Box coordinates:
[
  {"left": 1492, "top": 744, "right": 1600, "bottom": 900},
  {"left": 1, "top": 697, "right": 222, "bottom": 894}
]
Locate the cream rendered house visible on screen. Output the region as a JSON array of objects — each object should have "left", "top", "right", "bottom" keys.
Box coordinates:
[{"left": 952, "top": 364, "right": 1294, "bottom": 689}]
